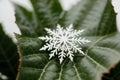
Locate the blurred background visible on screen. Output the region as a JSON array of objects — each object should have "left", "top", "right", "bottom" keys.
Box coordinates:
[{"left": 0, "top": 0, "right": 120, "bottom": 42}]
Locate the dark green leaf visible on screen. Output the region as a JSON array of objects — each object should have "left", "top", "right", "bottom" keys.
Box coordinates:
[
  {"left": 14, "top": 4, "right": 40, "bottom": 37},
  {"left": 59, "top": 0, "right": 117, "bottom": 36},
  {"left": 0, "top": 24, "right": 19, "bottom": 80},
  {"left": 30, "top": 0, "right": 62, "bottom": 27},
  {"left": 16, "top": 33, "right": 120, "bottom": 80},
  {"left": 14, "top": 0, "right": 120, "bottom": 80},
  {"left": 14, "top": 0, "right": 62, "bottom": 37}
]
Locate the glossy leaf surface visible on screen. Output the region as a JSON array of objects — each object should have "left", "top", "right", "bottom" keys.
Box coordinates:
[{"left": 14, "top": 0, "right": 120, "bottom": 80}]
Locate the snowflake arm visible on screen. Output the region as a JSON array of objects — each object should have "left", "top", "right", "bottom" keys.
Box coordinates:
[{"left": 45, "top": 28, "right": 58, "bottom": 37}]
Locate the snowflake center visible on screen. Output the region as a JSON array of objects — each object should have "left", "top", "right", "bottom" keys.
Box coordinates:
[{"left": 61, "top": 36, "right": 68, "bottom": 43}]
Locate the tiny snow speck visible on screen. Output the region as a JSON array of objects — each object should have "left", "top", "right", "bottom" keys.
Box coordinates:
[{"left": 38, "top": 24, "right": 90, "bottom": 63}]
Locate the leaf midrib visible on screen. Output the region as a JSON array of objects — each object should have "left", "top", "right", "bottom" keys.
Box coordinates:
[
  {"left": 73, "top": 64, "right": 82, "bottom": 80},
  {"left": 38, "top": 60, "right": 52, "bottom": 80},
  {"left": 57, "top": 61, "right": 65, "bottom": 80}
]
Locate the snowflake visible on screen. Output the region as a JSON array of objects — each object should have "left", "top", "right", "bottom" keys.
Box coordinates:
[{"left": 38, "top": 24, "right": 90, "bottom": 63}]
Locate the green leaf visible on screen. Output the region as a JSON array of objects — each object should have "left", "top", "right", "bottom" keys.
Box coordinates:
[
  {"left": 16, "top": 33, "right": 120, "bottom": 80},
  {"left": 14, "top": 0, "right": 120, "bottom": 80},
  {"left": 30, "top": 0, "right": 62, "bottom": 27},
  {"left": 14, "top": 0, "right": 62, "bottom": 37},
  {"left": 59, "top": 0, "right": 117, "bottom": 36},
  {"left": 15, "top": 34, "right": 120, "bottom": 80},
  {"left": 14, "top": 4, "right": 40, "bottom": 37},
  {"left": 0, "top": 24, "right": 19, "bottom": 80}
]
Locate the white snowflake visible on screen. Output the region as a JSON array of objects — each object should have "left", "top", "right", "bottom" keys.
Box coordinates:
[{"left": 38, "top": 24, "right": 90, "bottom": 63}]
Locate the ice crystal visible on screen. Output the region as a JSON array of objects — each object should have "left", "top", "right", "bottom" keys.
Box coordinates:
[{"left": 39, "top": 24, "right": 90, "bottom": 63}]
